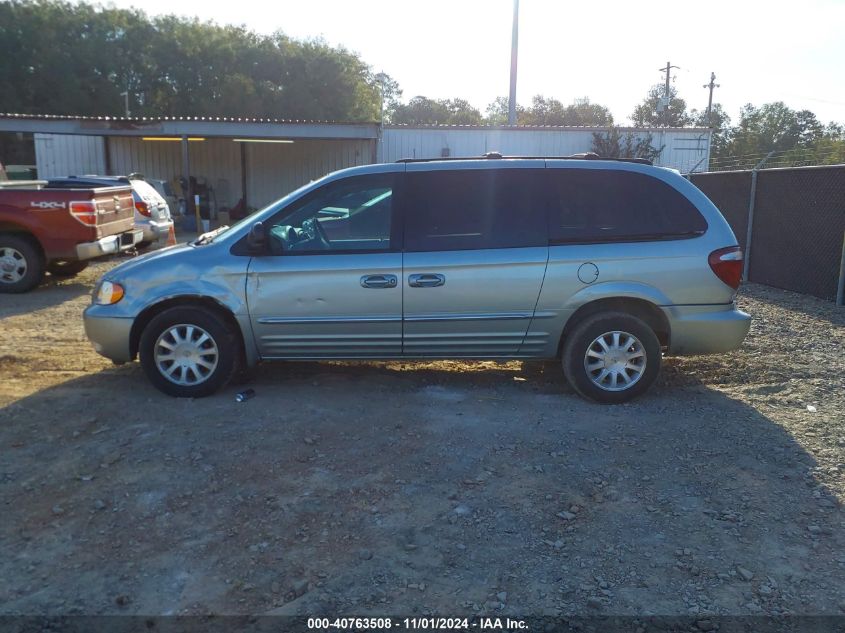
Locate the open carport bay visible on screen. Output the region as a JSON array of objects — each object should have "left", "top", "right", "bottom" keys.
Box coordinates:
[{"left": 0, "top": 260, "right": 844, "bottom": 616}]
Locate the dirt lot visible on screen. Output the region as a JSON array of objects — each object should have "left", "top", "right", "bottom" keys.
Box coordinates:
[{"left": 1, "top": 258, "right": 844, "bottom": 617}]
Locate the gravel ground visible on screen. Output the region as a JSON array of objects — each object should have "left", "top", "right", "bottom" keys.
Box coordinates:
[{"left": 0, "top": 259, "right": 843, "bottom": 617}]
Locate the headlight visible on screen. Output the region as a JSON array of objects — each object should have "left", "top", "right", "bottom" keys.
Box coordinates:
[{"left": 94, "top": 280, "right": 125, "bottom": 305}]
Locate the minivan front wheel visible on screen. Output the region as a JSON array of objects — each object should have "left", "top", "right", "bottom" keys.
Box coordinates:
[
  {"left": 139, "top": 306, "right": 238, "bottom": 397},
  {"left": 562, "top": 312, "right": 661, "bottom": 404}
]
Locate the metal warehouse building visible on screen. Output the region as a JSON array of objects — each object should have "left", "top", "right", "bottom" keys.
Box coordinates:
[{"left": 1, "top": 113, "right": 711, "bottom": 212}]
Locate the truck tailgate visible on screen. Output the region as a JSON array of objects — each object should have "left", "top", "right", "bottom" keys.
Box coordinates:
[{"left": 89, "top": 186, "right": 135, "bottom": 238}]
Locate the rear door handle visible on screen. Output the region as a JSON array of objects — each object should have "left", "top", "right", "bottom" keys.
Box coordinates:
[
  {"left": 360, "top": 274, "right": 397, "bottom": 289},
  {"left": 408, "top": 273, "right": 446, "bottom": 288}
]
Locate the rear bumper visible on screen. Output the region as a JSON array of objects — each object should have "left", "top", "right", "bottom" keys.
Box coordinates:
[
  {"left": 663, "top": 303, "right": 751, "bottom": 355},
  {"left": 76, "top": 230, "right": 143, "bottom": 260},
  {"left": 141, "top": 219, "right": 174, "bottom": 243},
  {"left": 83, "top": 306, "right": 134, "bottom": 363}
]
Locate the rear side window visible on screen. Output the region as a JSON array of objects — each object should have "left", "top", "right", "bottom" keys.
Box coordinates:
[
  {"left": 548, "top": 169, "right": 707, "bottom": 243},
  {"left": 404, "top": 168, "right": 546, "bottom": 251}
]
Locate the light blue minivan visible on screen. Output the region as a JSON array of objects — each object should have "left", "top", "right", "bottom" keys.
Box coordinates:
[{"left": 84, "top": 154, "right": 750, "bottom": 403}]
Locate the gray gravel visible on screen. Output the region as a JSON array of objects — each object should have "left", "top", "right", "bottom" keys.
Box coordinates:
[{"left": 0, "top": 264, "right": 843, "bottom": 616}]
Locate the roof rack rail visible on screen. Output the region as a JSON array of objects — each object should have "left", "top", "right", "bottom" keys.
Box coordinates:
[{"left": 395, "top": 152, "right": 653, "bottom": 166}]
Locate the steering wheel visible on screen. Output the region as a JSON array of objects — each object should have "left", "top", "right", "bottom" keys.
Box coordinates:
[{"left": 303, "top": 217, "right": 331, "bottom": 250}]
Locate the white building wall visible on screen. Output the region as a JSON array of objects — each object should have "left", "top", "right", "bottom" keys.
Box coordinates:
[
  {"left": 108, "top": 137, "right": 242, "bottom": 208},
  {"left": 380, "top": 127, "right": 712, "bottom": 174},
  {"left": 246, "top": 139, "right": 372, "bottom": 208},
  {"left": 35, "top": 134, "right": 374, "bottom": 209},
  {"left": 34, "top": 133, "right": 106, "bottom": 178},
  {"left": 34, "top": 127, "right": 711, "bottom": 209}
]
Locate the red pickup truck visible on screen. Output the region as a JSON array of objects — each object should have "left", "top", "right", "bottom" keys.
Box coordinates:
[{"left": 0, "top": 181, "right": 142, "bottom": 293}]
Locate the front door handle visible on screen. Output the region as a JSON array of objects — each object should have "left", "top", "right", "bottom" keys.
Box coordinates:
[
  {"left": 408, "top": 273, "right": 446, "bottom": 288},
  {"left": 360, "top": 274, "right": 397, "bottom": 289}
]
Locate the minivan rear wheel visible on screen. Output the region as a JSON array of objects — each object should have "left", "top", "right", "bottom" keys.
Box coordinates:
[
  {"left": 562, "top": 311, "right": 661, "bottom": 404},
  {"left": 139, "top": 306, "right": 238, "bottom": 397}
]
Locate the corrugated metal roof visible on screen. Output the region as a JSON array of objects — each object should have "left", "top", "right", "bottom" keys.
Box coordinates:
[
  {"left": 0, "top": 112, "right": 376, "bottom": 125},
  {"left": 385, "top": 123, "right": 711, "bottom": 132},
  {"left": 0, "top": 113, "right": 709, "bottom": 132}
]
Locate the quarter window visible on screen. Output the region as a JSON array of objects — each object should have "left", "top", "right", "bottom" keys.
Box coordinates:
[
  {"left": 403, "top": 168, "right": 547, "bottom": 251},
  {"left": 548, "top": 169, "right": 707, "bottom": 243}
]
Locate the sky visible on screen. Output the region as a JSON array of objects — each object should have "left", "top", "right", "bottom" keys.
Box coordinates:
[{"left": 100, "top": 0, "right": 845, "bottom": 126}]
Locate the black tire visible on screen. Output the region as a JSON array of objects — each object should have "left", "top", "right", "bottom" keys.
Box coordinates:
[
  {"left": 139, "top": 306, "right": 239, "bottom": 398},
  {"left": 0, "top": 233, "right": 45, "bottom": 293},
  {"left": 562, "top": 311, "right": 661, "bottom": 404},
  {"left": 47, "top": 260, "right": 89, "bottom": 277},
  {"left": 136, "top": 240, "right": 152, "bottom": 251}
]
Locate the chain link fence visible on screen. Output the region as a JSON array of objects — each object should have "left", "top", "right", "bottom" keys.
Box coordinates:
[{"left": 689, "top": 164, "right": 845, "bottom": 302}]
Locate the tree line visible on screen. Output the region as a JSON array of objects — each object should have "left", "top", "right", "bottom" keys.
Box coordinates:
[
  {"left": 1, "top": 0, "right": 842, "bottom": 170},
  {"left": 0, "top": 0, "right": 382, "bottom": 120},
  {"left": 385, "top": 85, "right": 845, "bottom": 169}
]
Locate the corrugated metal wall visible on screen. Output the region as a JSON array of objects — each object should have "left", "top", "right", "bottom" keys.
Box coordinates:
[
  {"left": 108, "top": 137, "right": 242, "bottom": 208},
  {"left": 35, "top": 134, "right": 374, "bottom": 209},
  {"left": 34, "top": 127, "right": 710, "bottom": 210},
  {"left": 380, "top": 127, "right": 711, "bottom": 173},
  {"left": 34, "top": 134, "right": 106, "bottom": 177},
  {"left": 246, "top": 139, "right": 372, "bottom": 208}
]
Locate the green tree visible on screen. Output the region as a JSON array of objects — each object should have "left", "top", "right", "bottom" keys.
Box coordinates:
[
  {"left": 485, "top": 95, "right": 613, "bottom": 126},
  {"left": 391, "top": 96, "right": 481, "bottom": 125},
  {"left": 0, "top": 0, "right": 384, "bottom": 120},
  {"left": 560, "top": 97, "right": 614, "bottom": 126},
  {"left": 374, "top": 72, "right": 403, "bottom": 122},
  {"left": 391, "top": 97, "right": 450, "bottom": 124},
  {"left": 484, "top": 96, "right": 524, "bottom": 125},
  {"left": 729, "top": 102, "right": 825, "bottom": 158},
  {"left": 591, "top": 128, "right": 664, "bottom": 162},
  {"left": 631, "top": 84, "right": 691, "bottom": 127},
  {"left": 442, "top": 98, "right": 483, "bottom": 125},
  {"left": 690, "top": 103, "right": 732, "bottom": 160},
  {"left": 704, "top": 102, "right": 844, "bottom": 170},
  {"left": 521, "top": 95, "right": 567, "bottom": 125}
]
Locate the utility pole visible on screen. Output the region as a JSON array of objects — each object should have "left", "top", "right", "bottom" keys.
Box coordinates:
[
  {"left": 508, "top": 0, "right": 519, "bottom": 125},
  {"left": 703, "top": 72, "right": 720, "bottom": 127},
  {"left": 657, "top": 61, "right": 679, "bottom": 126},
  {"left": 119, "top": 90, "right": 131, "bottom": 118}
]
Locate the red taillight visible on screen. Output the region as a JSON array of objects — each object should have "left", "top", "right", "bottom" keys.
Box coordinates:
[
  {"left": 69, "top": 201, "right": 97, "bottom": 226},
  {"left": 708, "top": 246, "right": 743, "bottom": 290},
  {"left": 135, "top": 200, "right": 151, "bottom": 217}
]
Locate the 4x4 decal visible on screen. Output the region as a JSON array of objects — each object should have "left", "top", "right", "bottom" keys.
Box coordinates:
[{"left": 30, "top": 201, "right": 66, "bottom": 209}]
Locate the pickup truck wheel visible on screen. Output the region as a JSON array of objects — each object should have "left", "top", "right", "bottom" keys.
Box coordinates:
[
  {"left": 562, "top": 311, "right": 661, "bottom": 404},
  {"left": 47, "top": 260, "right": 89, "bottom": 277},
  {"left": 0, "top": 234, "right": 44, "bottom": 293},
  {"left": 139, "top": 306, "right": 238, "bottom": 398}
]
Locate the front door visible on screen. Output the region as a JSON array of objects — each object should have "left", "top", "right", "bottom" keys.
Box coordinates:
[
  {"left": 247, "top": 171, "right": 402, "bottom": 358},
  {"left": 401, "top": 164, "right": 549, "bottom": 357}
]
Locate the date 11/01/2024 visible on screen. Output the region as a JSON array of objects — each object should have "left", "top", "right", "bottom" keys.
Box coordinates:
[{"left": 307, "top": 617, "right": 529, "bottom": 630}]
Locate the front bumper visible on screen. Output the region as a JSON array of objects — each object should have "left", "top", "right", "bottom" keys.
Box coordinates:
[
  {"left": 83, "top": 306, "right": 134, "bottom": 363},
  {"left": 663, "top": 303, "right": 751, "bottom": 355},
  {"left": 76, "top": 230, "right": 143, "bottom": 260}
]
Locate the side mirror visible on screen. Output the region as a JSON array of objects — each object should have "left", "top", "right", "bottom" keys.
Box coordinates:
[{"left": 247, "top": 221, "right": 267, "bottom": 253}]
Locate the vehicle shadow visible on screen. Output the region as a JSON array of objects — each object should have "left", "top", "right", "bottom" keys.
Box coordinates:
[
  {"left": 0, "top": 277, "right": 91, "bottom": 320},
  {"left": 0, "top": 361, "right": 842, "bottom": 617}
]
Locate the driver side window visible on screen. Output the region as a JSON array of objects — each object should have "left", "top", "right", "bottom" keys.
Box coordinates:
[{"left": 267, "top": 174, "right": 394, "bottom": 254}]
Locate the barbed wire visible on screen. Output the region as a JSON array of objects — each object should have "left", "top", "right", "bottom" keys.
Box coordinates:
[{"left": 702, "top": 147, "right": 845, "bottom": 173}]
